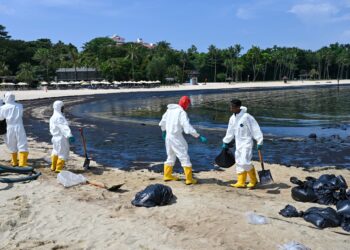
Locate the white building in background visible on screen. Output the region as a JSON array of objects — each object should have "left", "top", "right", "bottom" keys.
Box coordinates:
[
  {"left": 111, "top": 34, "right": 125, "bottom": 45},
  {"left": 110, "top": 34, "right": 155, "bottom": 48},
  {"left": 136, "top": 38, "right": 155, "bottom": 48}
]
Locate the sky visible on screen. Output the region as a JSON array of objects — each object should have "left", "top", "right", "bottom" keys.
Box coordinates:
[{"left": 1, "top": 0, "right": 350, "bottom": 52}]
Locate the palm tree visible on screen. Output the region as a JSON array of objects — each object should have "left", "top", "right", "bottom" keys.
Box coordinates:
[
  {"left": 16, "top": 63, "right": 34, "bottom": 83},
  {"left": 0, "top": 62, "right": 11, "bottom": 76},
  {"left": 68, "top": 46, "right": 79, "bottom": 80},
  {"left": 125, "top": 43, "right": 140, "bottom": 80},
  {"left": 208, "top": 45, "right": 218, "bottom": 82},
  {"left": 33, "top": 48, "right": 52, "bottom": 81}
]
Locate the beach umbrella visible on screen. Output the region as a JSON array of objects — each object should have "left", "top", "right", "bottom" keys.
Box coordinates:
[
  {"left": 17, "top": 82, "right": 28, "bottom": 86},
  {"left": 1, "top": 82, "right": 15, "bottom": 86},
  {"left": 101, "top": 80, "right": 111, "bottom": 85},
  {"left": 91, "top": 80, "right": 100, "bottom": 85},
  {"left": 40, "top": 81, "right": 48, "bottom": 85}
]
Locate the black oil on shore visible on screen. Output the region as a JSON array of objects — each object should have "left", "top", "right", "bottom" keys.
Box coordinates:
[{"left": 25, "top": 85, "right": 350, "bottom": 172}]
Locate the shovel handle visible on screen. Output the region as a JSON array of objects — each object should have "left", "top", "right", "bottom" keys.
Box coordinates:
[
  {"left": 258, "top": 149, "right": 265, "bottom": 171},
  {"left": 87, "top": 180, "right": 106, "bottom": 189},
  {"left": 79, "top": 128, "right": 88, "bottom": 158}
]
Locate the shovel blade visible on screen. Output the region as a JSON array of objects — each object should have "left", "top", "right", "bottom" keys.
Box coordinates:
[
  {"left": 107, "top": 183, "right": 124, "bottom": 192},
  {"left": 83, "top": 158, "right": 90, "bottom": 170},
  {"left": 258, "top": 169, "right": 274, "bottom": 185}
]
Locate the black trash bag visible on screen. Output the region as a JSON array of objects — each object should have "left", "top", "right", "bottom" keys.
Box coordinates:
[
  {"left": 313, "top": 174, "right": 346, "bottom": 205},
  {"left": 333, "top": 189, "right": 348, "bottom": 201},
  {"left": 291, "top": 186, "right": 318, "bottom": 203},
  {"left": 215, "top": 148, "right": 235, "bottom": 168},
  {"left": 279, "top": 205, "right": 303, "bottom": 218},
  {"left": 290, "top": 176, "right": 317, "bottom": 203},
  {"left": 303, "top": 207, "right": 341, "bottom": 229},
  {"left": 336, "top": 200, "right": 350, "bottom": 219},
  {"left": 341, "top": 217, "right": 350, "bottom": 232},
  {"left": 0, "top": 120, "right": 6, "bottom": 135},
  {"left": 131, "top": 184, "right": 174, "bottom": 208}
]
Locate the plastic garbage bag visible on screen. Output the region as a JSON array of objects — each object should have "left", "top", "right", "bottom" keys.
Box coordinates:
[
  {"left": 341, "top": 217, "right": 350, "bottom": 232},
  {"left": 290, "top": 175, "right": 348, "bottom": 205},
  {"left": 131, "top": 184, "right": 174, "bottom": 208},
  {"left": 313, "top": 174, "right": 348, "bottom": 205},
  {"left": 0, "top": 120, "right": 6, "bottom": 135},
  {"left": 291, "top": 186, "right": 318, "bottom": 203},
  {"left": 336, "top": 200, "right": 350, "bottom": 218},
  {"left": 279, "top": 205, "right": 303, "bottom": 218},
  {"left": 278, "top": 241, "right": 311, "bottom": 250},
  {"left": 215, "top": 148, "right": 235, "bottom": 168},
  {"left": 303, "top": 207, "right": 341, "bottom": 229},
  {"left": 57, "top": 170, "right": 87, "bottom": 188},
  {"left": 246, "top": 211, "right": 269, "bottom": 225}
]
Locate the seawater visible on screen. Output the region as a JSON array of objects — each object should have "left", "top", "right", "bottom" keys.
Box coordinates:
[{"left": 70, "top": 86, "right": 350, "bottom": 171}]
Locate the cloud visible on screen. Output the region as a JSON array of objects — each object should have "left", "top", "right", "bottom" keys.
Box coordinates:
[
  {"left": 289, "top": 3, "right": 339, "bottom": 19},
  {"left": 36, "top": 0, "right": 86, "bottom": 6},
  {"left": 0, "top": 4, "right": 15, "bottom": 15},
  {"left": 236, "top": 7, "right": 255, "bottom": 20}
]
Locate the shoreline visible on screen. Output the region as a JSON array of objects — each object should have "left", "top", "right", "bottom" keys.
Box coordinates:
[
  {"left": 1, "top": 79, "right": 349, "bottom": 101},
  {"left": 1, "top": 81, "right": 350, "bottom": 249}
]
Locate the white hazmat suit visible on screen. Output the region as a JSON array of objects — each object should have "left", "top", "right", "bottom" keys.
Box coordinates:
[
  {"left": 0, "top": 92, "right": 28, "bottom": 153},
  {"left": 223, "top": 106, "right": 263, "bottom": 174},
  {"left": 159, "top": 104, "right": 199, "bottom": 167},
  {"left": 50, "top": 101, "right": 72, "bottom": 164}
]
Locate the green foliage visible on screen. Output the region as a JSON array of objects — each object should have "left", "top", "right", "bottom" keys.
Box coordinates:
[
  {"left": 16, "top": 63, "right": 34, "bottom": 83},
  {"left": 147, "top": 56, "right": 167, "bottom": 81},
  {"left": 0, "top": 25, "right": 10, "bottom": 39},
  {"left": 0, "top": 62, "right": 11, "bottom": 76},
  {"left": 2, "top": 24, "right": 350, "bottom": 85}
]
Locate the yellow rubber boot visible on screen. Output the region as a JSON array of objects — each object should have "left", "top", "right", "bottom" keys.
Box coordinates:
[
  {"left": 163, "top": 164, "right": 179, "bottom": 181},
  {"left": 18, "top": 152, "right": 29, "bottom": 167},
  {"left": 55, "top": 158, "right": 65, "bottom": 173},
  {"left": 247, "top": 167, "right": 258, "bottom": 188},
  {"left": 183, "top": 167, "right": 197, "bottom": 185},
  {"left": 11, "top": 153, "right": 18, "bottom": 167},
  {"left": 51, "top": 155, "right": 58, "bottom": 171},
  {"left": 230, "top": 172, "right": 247, "bottom": 188}
]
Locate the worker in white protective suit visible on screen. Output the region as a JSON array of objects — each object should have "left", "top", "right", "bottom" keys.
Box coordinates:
[
  {"left": 159, "top": 96, "right": 207, "bottom": 185},
  {"left": 0, "top": 92, "right": 29, "bottom": 167},
  {"left": 222, "top": 99, "right": 263, "bottom": 188},
  {"left": 50, "top": 100, "right": 75, "bottom": 173}
]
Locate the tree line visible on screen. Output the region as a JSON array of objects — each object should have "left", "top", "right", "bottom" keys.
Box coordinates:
[{"left": 1, "top": 24, "right": 350, "bottom": 86}]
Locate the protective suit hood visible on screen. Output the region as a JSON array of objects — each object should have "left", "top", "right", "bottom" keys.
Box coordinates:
[
  {"left": 53, "top": 100, "right": 64, "bottom": 114},
  {"left": 167, "top": 104, "right": 182, "bottom": 110},
  {"left": 4, "top": 92, "right": 15, "bottom": 104},
  {"left": 239, "top": 106, "right": 247, "bottom": 114}
]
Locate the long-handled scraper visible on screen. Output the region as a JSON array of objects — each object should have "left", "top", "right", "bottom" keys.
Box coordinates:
[{"left": 79, "top": 128, "right": 90, "bottom": 170}]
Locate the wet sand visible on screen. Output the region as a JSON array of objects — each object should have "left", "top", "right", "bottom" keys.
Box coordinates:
[{"left": 1, "top": 81, "right": 350, "bottom": 249}]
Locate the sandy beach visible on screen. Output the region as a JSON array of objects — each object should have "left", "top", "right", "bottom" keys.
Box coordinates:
[{"left": 1, "top": 81, "right": 350, "bottom": 250}]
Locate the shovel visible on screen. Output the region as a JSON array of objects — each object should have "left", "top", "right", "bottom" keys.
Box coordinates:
[
  {"left": 257, "top": 149, "right": 274, "bottom": 185},
  {"left": 87, "top": 180, "right": 124, "bottom": 192},
  {"left": 79, "top": 128, "right": 90, "bottom": 170}
]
